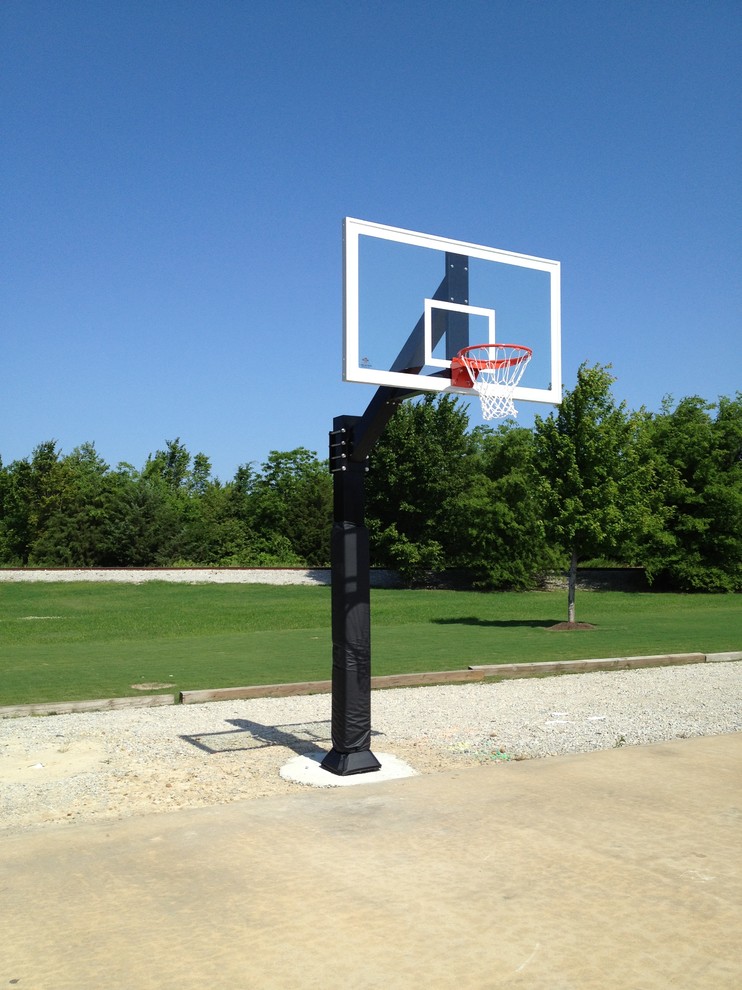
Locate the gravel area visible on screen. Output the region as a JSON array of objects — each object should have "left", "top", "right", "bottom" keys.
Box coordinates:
[{"left": 1, "top": 663, "right": 740, "bottom": 834}]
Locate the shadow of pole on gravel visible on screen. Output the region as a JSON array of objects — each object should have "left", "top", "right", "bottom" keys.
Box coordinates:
[{"left": 180, "top": 719, "right": 383, "bottom": 756}]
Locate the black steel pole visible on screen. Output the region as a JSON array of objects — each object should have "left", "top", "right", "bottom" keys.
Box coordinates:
[{"left": 321, "top": 252, "right": 470, "bottom": 774}]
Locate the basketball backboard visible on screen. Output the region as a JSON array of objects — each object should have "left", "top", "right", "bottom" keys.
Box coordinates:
[{"left": 343, "top": 218, "right": 561, "bottom": 406}]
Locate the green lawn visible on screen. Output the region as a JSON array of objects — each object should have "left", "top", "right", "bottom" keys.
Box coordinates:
[{"left": 1, "top": 582, "right": 740, "bottom": 705}]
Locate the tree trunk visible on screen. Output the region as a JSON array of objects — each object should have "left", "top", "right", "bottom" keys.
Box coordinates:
[{"left": 567, "top": 549, "right": 578, "bottom": 623}]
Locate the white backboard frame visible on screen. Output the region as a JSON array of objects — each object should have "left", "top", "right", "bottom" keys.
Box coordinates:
[{"left": 343, "top": 217, "right": 562, "bottom": 404}]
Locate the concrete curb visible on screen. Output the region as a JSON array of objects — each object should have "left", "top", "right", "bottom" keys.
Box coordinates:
[
  {"left": 706, "top": 651, "right": 742, "bottom": 663},
  {"left": 468, "top": 652, "right": 709, "bottom": 675}
]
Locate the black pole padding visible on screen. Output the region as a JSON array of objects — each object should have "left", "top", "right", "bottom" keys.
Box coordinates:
[
  {"left": 320, "top": 518, "right": 381, "bottom": 775},
  {"left": 330, "top": 518, "right": 371, "bottom": 747},
  {"left": 321, "top": 442, "right": 381, "bottom": 776}
]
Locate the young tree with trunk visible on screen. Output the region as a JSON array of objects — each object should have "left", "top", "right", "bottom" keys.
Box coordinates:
[{"left": 534, "top": 363, "right": 657, "bottom": 625}]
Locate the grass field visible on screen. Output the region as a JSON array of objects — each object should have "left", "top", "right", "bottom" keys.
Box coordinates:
[{"left": 1, "top": 582, "right": 741, "bottom": 706}]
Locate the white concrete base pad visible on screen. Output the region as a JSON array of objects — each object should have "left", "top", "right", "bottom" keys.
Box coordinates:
[{"left": 280, "top": 751, "right": 417, "bottom": 787}]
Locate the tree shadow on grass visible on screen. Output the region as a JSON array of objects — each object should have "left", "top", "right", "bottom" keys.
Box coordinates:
[{"left": 432, "top": 617, "right": 561, "bottom": 629}]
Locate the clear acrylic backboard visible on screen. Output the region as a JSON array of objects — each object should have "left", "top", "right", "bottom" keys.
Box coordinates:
[{"left": 343, "top": 217, "right": 562, "bottom": 407}]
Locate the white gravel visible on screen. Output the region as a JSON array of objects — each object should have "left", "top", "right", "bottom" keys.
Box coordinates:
[{"left": 1, "top": 662, "right": 740, "bottom": 833}]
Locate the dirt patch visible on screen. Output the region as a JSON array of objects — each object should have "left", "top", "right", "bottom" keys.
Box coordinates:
[
  {"left": 17, "top": 615, "right": 63, "bottom": 621},
  {"left": 130, "top": 682, "right": 176, "bottom": 690},
  {"left": 0, "top": 734, "right": 480, "bottom": 833},
  {"left": 0, "top": 739, "right": 107, "bottom": 784}
]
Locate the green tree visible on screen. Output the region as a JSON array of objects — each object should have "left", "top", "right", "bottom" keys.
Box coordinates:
[
  {"left": 142, "top": 439, "right": 214, "bottom": 494},
  {"left": 0, "top": 441, "right": 62, "bottom": 564},
  {"left": 189, "top": 463, "right": 287, "bottom": 567},
  {"left": 22, "top": 443, "right": 166, "bottom": 567},
  {"left": 249, "top": 449, "right": 332, "bottom": 566},
  {"left": 365, "top": 395, "right": 473, "bottom": 582},
  {"left": 144, "top": 438, "right": 192, "bottom": 491},
  {"left": 452, "top": 424, "right": 555, "bottom": 589},
  {"left": 640, "top": 394, "right": 742, "bottom": 591},
  {"left": 137, "top": 439, "right": 217, "bottom": 564},
  {"left": 27, "top": 443, "right": 105, "bottom": 565},
  {"left": 125, "top": 471, "right": 184, "bottom": 565},
  {"left": 534, "top": 363, "right": 657, "bottom": 623}
]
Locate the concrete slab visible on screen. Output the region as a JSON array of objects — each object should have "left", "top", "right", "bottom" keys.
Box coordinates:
[
  {"left": 1, "top": 733, "right": 741, "bottom": 989},
  {"left": 280, "top": 750, "right": 417, "bottom": 786}
]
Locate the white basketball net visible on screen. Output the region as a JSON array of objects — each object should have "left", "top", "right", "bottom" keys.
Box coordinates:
[{"left": 457, "top": 344, "right": 532, "bottom": 420}]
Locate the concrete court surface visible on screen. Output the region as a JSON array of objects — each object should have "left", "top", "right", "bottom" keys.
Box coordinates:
[{"left": 1, "top": 734, "right": 740, "bottom": 990}]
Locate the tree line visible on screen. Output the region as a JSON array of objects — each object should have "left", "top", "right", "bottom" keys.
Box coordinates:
[{"left": 1, "top": 364, "right": 740, "bottom": 594}]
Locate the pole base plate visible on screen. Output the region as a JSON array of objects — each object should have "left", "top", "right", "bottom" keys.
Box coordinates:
[{"left": 320, "top": 748, "right": 382, "bottom": 776}]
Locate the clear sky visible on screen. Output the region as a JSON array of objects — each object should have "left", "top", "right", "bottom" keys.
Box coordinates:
[{"left": 3, "top": 0, "right": 740, "bottom": 481}]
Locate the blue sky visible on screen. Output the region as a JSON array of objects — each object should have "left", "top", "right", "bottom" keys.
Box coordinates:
[{"left": 3, "top": 0, "right": 740, "bottom": 481}]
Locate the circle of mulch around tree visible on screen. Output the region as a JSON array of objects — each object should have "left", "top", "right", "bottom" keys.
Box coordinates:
[{"left": 546, "top": 622, "right": 596, "bottom": 631}]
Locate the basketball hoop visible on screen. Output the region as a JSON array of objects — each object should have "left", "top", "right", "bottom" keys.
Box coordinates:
[{"left": 451, "top": 343, "right": 533, "bottom": 420}]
